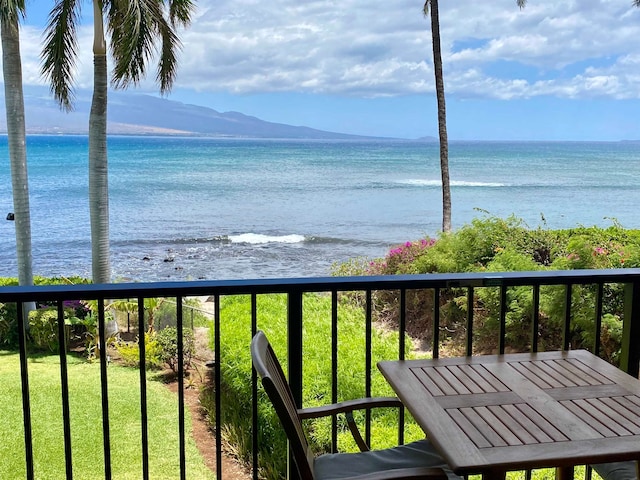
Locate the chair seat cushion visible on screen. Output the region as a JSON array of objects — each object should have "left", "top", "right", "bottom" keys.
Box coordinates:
[
  {"left": 313, "top": 439, "right": 461, "bottom": 480},
  {"left": 591, "top": 461, "right": 637, "bottom": 480}
]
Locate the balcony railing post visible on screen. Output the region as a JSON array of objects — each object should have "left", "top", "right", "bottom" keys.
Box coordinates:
[
  {"left": 621, "top": 281, "right": 640, "bottom": 377},
  {"left": 287, "top": 290, "right": 303, "bottom": 480},
  {"left": 17, "top": 301, "right": 34, "bottom": 480}
]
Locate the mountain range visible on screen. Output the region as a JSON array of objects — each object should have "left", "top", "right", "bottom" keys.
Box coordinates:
[{"left": 0, "top": 87, "right": 433, "bottom": 140}]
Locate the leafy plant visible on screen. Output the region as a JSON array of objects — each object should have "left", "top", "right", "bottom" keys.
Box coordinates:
[
  {"left": 115, "top": 333, "right": 164, "bottom": 369},
  {"left": 156, "top": 327, "right": 195, "bottom": 373},
  {"left": 334, "top": 215, "right": 638, "bottom": 359},
  {"left": 28, "top": 307, "right": 80, "bottom": 352},
  {"left": 0, "top": 302, "right": 18, "bottom": 348}
]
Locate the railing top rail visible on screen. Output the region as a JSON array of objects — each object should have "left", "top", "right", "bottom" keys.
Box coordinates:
[{"left": 2, "top": 268, "right": 640, "bottom": 302}]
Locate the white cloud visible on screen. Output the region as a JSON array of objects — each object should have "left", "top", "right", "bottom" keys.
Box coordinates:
[{"left": 12, "top": 0, "right": 640, "bottom": 102}]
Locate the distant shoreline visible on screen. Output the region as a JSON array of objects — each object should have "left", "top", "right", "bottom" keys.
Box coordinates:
[{"left": 0, "top": 133, "right": 631, "bottom": 143}]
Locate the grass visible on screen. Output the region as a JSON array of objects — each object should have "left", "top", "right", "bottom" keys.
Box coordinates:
[{"left": 0, "top": 351, "right": 214, "bottom": 480}]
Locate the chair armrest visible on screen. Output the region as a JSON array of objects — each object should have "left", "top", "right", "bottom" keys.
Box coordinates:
[
  {"left": 299, "top": 397, "right": 403, "bottom": 452},
  {"left": 298, "top": 397, "right": 402, "bottom": 419},
  {"left": 339, "top": 467, "right": 449, "bottom": 480}
]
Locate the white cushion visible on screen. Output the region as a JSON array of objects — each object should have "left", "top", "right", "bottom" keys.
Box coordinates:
[{"left": 313, "top": 439, "right": 461, "bottom": 480}]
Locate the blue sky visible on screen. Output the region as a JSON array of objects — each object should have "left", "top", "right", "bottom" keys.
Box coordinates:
[{"left": 13, "top": 0, "right": 640, "bottom": 140}]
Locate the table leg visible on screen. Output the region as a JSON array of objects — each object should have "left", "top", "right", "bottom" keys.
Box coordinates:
[{"left": 556, "top": 466, "right": 574, "bottom": 480}]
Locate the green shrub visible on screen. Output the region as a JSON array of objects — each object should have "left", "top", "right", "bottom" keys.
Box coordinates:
[
  {"left": 0, "top": 303, "right": 18, "bottom": 348},
  {"left": 0, "top": 277, "right": 91, "bottom": 350},
  {"left": 156, "top": 327, "right": 195, "bottom": 372},
  {"left": 28, "top": 307, "right": 79, "bottom": 352},
  {"left": 115, "top": 328, "right": 194, "bottom": 372},
  {"left": 115, "top": 333, "right": 164, "bottom": 369},
  {"left": 201, "top": 293, "right": 421, "bottom": 480},
  {"left": 334, "top": 215, "right": 639, "bottom": 359}
]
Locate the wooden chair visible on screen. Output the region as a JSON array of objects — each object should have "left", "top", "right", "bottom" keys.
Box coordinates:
[
  {"left": 592, "top": 461, "right": 639, "bottom": 480},
  {"left": 250, "top": 331, "right": 460, "bottom": 480}
]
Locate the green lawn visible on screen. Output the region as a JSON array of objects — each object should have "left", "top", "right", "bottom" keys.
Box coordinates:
[{"left": 0, "top": 351, "right": 215, "bottom": 480}]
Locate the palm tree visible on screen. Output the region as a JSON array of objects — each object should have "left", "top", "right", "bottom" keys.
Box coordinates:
[
  {"left": 423, "top": 0, "right": 451, "bottom": 232},
  {"left": 517, "top": 0, "right": 527, "bottom": 7},
  {"left": 41, "top": 0, "right": 194, "bottom": 284},
  {"left": 1, "top": 1, "right": 34, "bottom": 293}
]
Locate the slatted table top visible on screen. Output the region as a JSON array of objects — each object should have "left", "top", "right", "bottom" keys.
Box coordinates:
[{"left": 378, "top": 350, "right": 640, "bottom": 477}]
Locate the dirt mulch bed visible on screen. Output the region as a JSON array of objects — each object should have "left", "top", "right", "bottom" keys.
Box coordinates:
[{"left": 164, "top": 369, "right": 248, "bottom": 479}]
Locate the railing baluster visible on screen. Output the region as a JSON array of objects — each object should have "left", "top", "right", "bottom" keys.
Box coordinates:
[
  {"left": 399, "top": 289, "right": 406, "bottom": 360},
  {"left": 499, "top": 286, "right": 507, "bottom": 354},
  {"left": 214, "top": 294, "right": 222, "bottom": 480},
  {"left": 331, "top": 290, "right": 338, "bottom": 452},
  {"left": 138, "top": 296, "right": 149, "bottom": 480},
  {"left": 398, "top": 289, "right": 406, "bottom": 445},
  {"left": 433, "top": 288, "right": 440, "bottom": 359},
  {"left": 287, "top": 290, "right": 304, "bottom": 405},
  {"left": 57, "top": 301, "right": 73, "bottom": 479},
  {"left": 466, "top": 287, "right": 474, "bottom": 356},
  {"left": 251, "top": 293, "right": 259, "bottom": 480},
  {"left": 17, "top": 301, "right": 34, "bottom": 480},
  {"left": 365, "top": 289, "right": 372, "bottom": 446},
  {"left": 563, "top": 284, "right": 573, "bottom": 351},
  {"left": 287, "top": 290, "right": 304, "bottom": 480},
  {"left": 532, "top": 285, "right": 540, "bottom": 353},
  {"left": 177, "top": 296, "right": 186, "bottom": 480},
  {"left": 98, "top": 298, "right": 111, "bottom": 480},
  {"left": 594, "top": 283, "right": 604, "bottom": 356}
]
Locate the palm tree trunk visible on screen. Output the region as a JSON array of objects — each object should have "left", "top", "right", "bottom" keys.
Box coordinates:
[
  {"left": 89, "top": 0, "right": 111, "bottom": 283},
  {"left": 429, "top": 0, "right": 452, "bottom": 233},
  {"left": 1, "top": 15, "right": 33, "bottom": 287}
]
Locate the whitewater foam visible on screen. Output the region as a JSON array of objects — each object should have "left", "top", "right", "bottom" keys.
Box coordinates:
[
  {"left": 228, "top": 233, "right": 306, "bottom": 244},
  {"left": 398, "top": 179, "right": 506, "bottom": 187}
]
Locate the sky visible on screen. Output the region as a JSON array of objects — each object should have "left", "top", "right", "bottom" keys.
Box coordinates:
[{"left": 13, "top": 0, "right": 640, "bottom": 140}]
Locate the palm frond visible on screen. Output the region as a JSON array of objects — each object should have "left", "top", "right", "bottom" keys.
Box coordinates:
[
  {"left": 108, "top": 0, "right": 188, "bottom": 94},
  {"left": 155, "top": 15, "right": 179, "bottom": 94},
  {"left": 423, "top": 0, "right": 429, "bottom": 17},
  {"left": 167, "top": 0, "right": 194, "bottom": 28},
  {"left": 40, "top": 0, "right": 81, "bottom": 112},
  {"left": 517, "top": 0, "right": 527, "bottom": 8},
  {"left": 108, "top": 0, "right": 156, "bottom": 88},
  {"left": 633, "top": 0, "right": 640, "bottom": 7}
]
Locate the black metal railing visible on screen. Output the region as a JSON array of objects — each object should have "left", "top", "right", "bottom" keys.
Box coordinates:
[{"left": 2, "top": 268, "right": 640, "bottom": 479}]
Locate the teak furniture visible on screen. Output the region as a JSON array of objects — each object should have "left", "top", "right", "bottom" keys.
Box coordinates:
[
  {"left": 378, "top": 350, "right": 640, "bottom": 480},
  {"left": 251, "top": 331, "right": 457, "bottom": 480}
]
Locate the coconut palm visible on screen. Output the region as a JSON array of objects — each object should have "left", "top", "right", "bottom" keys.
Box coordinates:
[
  {"left": 517, "top": 0, "right": 527, "bottom": 7},
  {"left": 423, "top": 0, "right": 451, "bottom": 232},
  {"left": 41, "top": 0, "right": 194, "bottom": 283},
  {"left": 1, "top": 1, "right": 34, "bottom": 292}
]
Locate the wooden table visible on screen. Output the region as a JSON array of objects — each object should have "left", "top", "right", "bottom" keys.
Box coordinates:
[{"left": 378, "top": 350, "right": 640, "bottom": 479}]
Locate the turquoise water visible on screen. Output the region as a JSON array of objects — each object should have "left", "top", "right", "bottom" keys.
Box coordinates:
[{"left": 1, "top": 136, "right": 639, "bottom": 281}]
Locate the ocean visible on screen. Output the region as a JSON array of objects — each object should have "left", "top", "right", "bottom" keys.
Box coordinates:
[{"left": 1, "top": 135, "right": 639, "bottom": 282}]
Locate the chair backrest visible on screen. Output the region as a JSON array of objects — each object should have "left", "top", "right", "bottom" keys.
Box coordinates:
[{"left": 251, "top": 331, "right": 315, "bottom": 480}]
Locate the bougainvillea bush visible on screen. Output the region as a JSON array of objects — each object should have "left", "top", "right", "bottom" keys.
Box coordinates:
[{"left": 334, "top": 215, "right": 640, "bottom": 362}]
